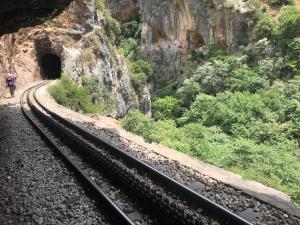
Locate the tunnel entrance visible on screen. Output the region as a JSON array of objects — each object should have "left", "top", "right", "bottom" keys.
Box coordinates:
[{"left": 40, "top": 54, "right": 62, "bottom": 79}]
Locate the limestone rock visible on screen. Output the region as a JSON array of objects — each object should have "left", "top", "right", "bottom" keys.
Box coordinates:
[{"left": 106, "top": 0, "right": 255, "bottom": 87}]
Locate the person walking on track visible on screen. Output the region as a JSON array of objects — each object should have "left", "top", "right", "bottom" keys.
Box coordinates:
[{"left": 6, "top": 73, "right": 17, "bottom": 98}]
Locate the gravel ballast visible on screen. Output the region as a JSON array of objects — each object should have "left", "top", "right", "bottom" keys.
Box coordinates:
[
  {"left": 0, "top": 105, "right": 110, "bottom": 225},
  {"left": 74, "top": 121, "right": 300, "bottom": 225}
]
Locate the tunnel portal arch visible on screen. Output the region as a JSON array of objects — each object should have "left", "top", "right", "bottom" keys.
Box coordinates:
[{"left": 40, "top": 53, "right": 62, "bottom": 79}]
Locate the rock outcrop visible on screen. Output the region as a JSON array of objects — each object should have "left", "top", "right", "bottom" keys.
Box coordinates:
[
  {"left": 140, "top": 0, "right": 254, "bottom": 85},
  {"left": 0, "top": 0, "right": 72, "bottom": 35},
  {"left": 105, "top": 0, "right": 139, "bottom": 22},
  {"left": 0, "top": 0, "right": 139, "bottom": 117},
  {"left": 106, "top": 0, "right": 255, "bottom": 87}
]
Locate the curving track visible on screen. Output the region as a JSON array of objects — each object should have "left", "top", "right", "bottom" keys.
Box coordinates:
[{"left": 21, "top": 82, "right": 253, "bottom": 225}]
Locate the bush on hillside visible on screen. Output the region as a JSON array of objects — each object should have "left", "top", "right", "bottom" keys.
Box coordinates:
[
  {"left": 254, "top": 15, "right": 276, "bottom": 39},
  {"left": 118, "top": 38, "right": 138, "bottom": 60},
  {"left": 121, "top": 110, "right": 154, "bottom": 141},
  {"left": 49, "top": 75, "right": 100, "bottom": 114},
  {"left": 227, "top": 66, "right": 267, "bottom": 92},
  {"left": 152, "top": 96, "right": 181, "bottom": 120},
  {"left": 131, "top": 60, "right": 154, "bottom": 80},
  {"left": 192, "top": 60, "right": 231, "bottom": 95},
  {"left": 176, "top": 79, "right": 202, "bottom": 108},
  {"left": 129, "top": 72, "right": 147, "bottom": 93},
  {"left": 273, "top": 6, "right": 300, "bottom": 45}
]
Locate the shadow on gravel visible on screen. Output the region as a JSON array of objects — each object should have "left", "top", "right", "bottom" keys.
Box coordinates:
[{"left": 0, "top": 105, "right": 26, "bottom": 224}]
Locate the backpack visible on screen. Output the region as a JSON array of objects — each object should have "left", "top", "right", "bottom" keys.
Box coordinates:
[{"left": 7, "top": 77, "right": 14, "bottom": 87}]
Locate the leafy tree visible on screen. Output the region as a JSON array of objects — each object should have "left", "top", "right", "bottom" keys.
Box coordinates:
[
  {"left": 202, "top": 43, "right": 227, "bottom": 59},
  {"left": 105, "top": 15, "right": 121, "bottom": 43},
  {"left": 118, "top": 38, "right": 138, "bottom": 60},
  {"left": 121, "top": 110, "right": 154, "bottom": 141},
  {"left": 192, "top": 60, "right": 231, "bottom": 95},
  {"left": 176, "top": 79, "right": 202, "bottom": 107},
  {"left": 273, "top": 6, "right": 300, "bottom": 45},
  {"left": 254, "top": 15, "right": 276, "bottom": 39},
  {"left": 244, "top": 38, "right": 275, "bottom": 63},
  {"left": 131, "top": 60, "right": 154, "bottom": 80},
  {"left": 152, "top": 96, "right": 181, "bottom": 120},
  {"left": 129, "top": 72, "right": 147, "bottom": 93},
  {"left": 129, "top": 60, "right": 154, "bottom": 94},
  {"left": 228, "top": 66, "right": 267, "bottom": 93},
  {"left": 287, "top": 37, "right": 300, "bottom": 69},
  {"left": 257, "top": 58, "right": 283, "bottom": 80},
  {"left": 119, "top": 18, "right": 142, "bottom": 41}
]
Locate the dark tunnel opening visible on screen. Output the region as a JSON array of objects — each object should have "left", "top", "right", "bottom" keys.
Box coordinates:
[{"left": 40, "top": 54, "right": 62, "bottom": 79}]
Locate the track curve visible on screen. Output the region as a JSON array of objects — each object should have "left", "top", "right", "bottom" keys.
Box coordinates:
[{"left": 21, "top": 82, "right": 253, "bottom": 225}]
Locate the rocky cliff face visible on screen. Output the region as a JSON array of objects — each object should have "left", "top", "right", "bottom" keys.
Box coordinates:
[
  {"left": 0, "top": 0, "right": 139, "bottom": 117},
  {"left": 106, "top": 0, "right": 255, "bottom": 86},
  {"left": 105, "top": 0, "right": 139, "bottom": 22},
  {"left": 0, "top": 0, "right": 72, "bottom": 35}
]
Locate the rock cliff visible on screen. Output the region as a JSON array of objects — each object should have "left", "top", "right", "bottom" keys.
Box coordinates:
[
  {"left": 0, "top": 0, "right": 139, "bottom": 117},
  {"left": 105, "top": 0, "right": 139, "bottom": 22},
  {"left": 106, "top": 0, "right": 255, "bottom": 86},
  {"left": 0, "top": 0, "right": 72, "bottom": 35}
]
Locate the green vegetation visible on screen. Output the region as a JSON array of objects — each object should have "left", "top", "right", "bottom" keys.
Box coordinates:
[
  {"left": 152, "top": 96, "right": 181, "bottom": 120},
  {"left": 96, "top": 0, "right": 121, "bottom": 44},
  {"left": 49, "top": 75, "right": 101, "bottom": 113},
  {"left": 82, "top": 76, "right": 116, "bottom": 114},
  {"left": 114, "top": 16, "right": 154, "bottom": 97},
  {"left": 49, "top": 75, "right": 115, "bottom": 114},
  {"left": 60, "top": 0, "right": 300, "bottom": 205},
  {"left": 121, "top": 5, "right": 300, "bottom": 204}
]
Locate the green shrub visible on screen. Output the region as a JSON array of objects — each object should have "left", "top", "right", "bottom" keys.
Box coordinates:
[
  {"left": 49, "top": 75, "right": 100, "bottom": 114},
  {"left": 227, "top": 66, "right": 267, "bottom": 93},
  {"left": 202, "top": 43, "right": 227, "bottom": 59},
  {"left": 105, "top": 14, "right": 121, "bottom": 43},
  {"left": 152, "top": 96, "right": 181, "bottom": 120},
  {"left": 129, "top": 72, "right": 147, "bottom": 93},
  {"left": 192, "top": 60, "right": 230, "bottom": 95},
  {"left": 118, "top": 38, "right": 138, "bottom": 60},
  {"left": 119, "top": 17, "right": 142, "bottom": 41},
  {"left": 131, "top": 60, "right": 154, "bottom": 80},
  {"left": 287, "top": 37, "right": 300, "bottom": 69},
  {"left": 129, "top": 60, "right": 154, "bottom": 94},
  {"left": 152, "top": 84, "right": 177, "bottom": 101},
  {"left": 121, "top": 110, "right": 154, "bottom": 141},
  {"left": 254, "top": 15, "right": 276, "bottom": 39},
  {"left": 95, "top": 0, "right": 121, "bottom": 44},
  {"left": 181, "top": 91, "right": 279, "bottom": 133},
  {"left": 273, "top": 6, "right": 300, "bottom": 45},
  {"left": 176, "top": 79, "right": 202, "bottom": 108},
  {"left": 95, "top": 0, "right": 105, "bottom": 13},
  {"left": 81, "top": 76, "right": 116, "bottom": 114},
  {"left": 121, "top": 99, "right": 300, "bottom": 203},
  {"left": 256, "top": 58, "right": 283, "bottom": 80}
]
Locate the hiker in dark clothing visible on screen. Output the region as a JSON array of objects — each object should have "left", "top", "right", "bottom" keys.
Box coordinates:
[{"left": 6, "top": 73, "right": 17, "bottom": 97}]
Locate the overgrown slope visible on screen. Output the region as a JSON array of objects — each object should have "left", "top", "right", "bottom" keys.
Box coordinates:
[{"left": 121, "top": 1, "right": 300, "bottom": 205}]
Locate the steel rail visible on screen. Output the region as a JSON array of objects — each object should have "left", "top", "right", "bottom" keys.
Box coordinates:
[
  {"left": 32, "top": 82, "right": 253, "bottom": 225},
  {"left": 21, "top": 83, "right": 135, "bottom": 225}
]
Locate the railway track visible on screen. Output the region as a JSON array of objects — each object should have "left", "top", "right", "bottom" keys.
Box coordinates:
[{"left": 20, "top": 82, "right": 253, "bottom": 225}]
